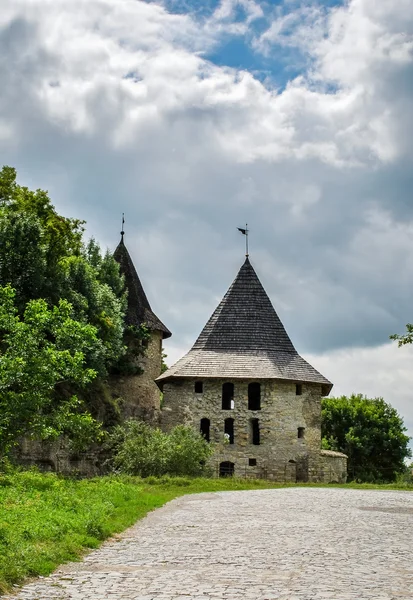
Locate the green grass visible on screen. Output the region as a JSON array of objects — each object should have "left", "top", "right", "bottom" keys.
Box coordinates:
[{"left": 0, "top": 471, "right": 411, "bottom": 594}]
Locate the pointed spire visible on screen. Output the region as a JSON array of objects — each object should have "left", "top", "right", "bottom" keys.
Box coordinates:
[
  {"left": 120, "top": 213, "right": 125, "bottom": 241},
  {"left": 114, "top": 236, "right": 171, "bottom": 339},
  {"left": 193, "top": 257, "right": 295, "bottom": 353},
  {"left": 157, "top": 257, "right": 331, "bottom": 391}
]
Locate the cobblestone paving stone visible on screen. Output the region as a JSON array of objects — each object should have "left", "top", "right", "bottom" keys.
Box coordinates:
[{"left": 5, "top": 488, "right": 413, "bottom": 600}]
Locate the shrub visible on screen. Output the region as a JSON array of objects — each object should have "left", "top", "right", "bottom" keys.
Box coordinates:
[{"left": 107, "top": 420, "right": 213, "bottom": 477}]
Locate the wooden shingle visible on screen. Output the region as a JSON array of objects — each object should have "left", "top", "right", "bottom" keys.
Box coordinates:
[
  {"left": 114, "top": 238, "right": 171, "bottom": 338},
  {"left": 157, "top": 257, "right": 331, "bottom": 391}
]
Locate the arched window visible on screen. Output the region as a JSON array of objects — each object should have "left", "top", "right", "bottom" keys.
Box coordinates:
[
  {"left": 248, "top": 382, "right": 261, "bottom": 410},
  {"left": 219, "top": 461, "right": 235, "bottom": 477},
  {"left": 200, "top": 418, "right": 210, "bottom": 442},
  {"left": 222, "top": 382, "right": 234, "bottom": 410},
  {"left": 250, "top": 418, "right": 260, "bottom": 445},
  {"left": 224, "top": 418, "right": 234, "bottom": 444}
]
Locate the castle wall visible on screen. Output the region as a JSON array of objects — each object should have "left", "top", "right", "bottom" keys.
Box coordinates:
[
  {"left": 161, "top": 378, "right": 324, "bottom": 480},
  {"left": 110, "top": 330, "right": 163, "bottom": 425},
  {"left": 14, "top": 438, "right": 104, "bottom": 477}
]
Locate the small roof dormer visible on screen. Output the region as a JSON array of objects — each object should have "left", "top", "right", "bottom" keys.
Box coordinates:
[{"left": 114, "top": 236, "right": 171, "bottom": 339}]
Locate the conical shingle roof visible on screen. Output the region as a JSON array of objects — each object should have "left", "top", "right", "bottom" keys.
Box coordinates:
[
  {"left": 157, "top": 257, "right": 331, "bottom": 392},
  {"left": 114, "top": 238, "right": 171, "bottom": 338}
]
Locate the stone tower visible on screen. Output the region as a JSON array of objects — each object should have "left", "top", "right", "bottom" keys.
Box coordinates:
[
  {"left": 157, "top": 257, "right": 346, "bottom": 482},
  {"left": 112, "top": 235, "right": 171, "bottom": 424}
]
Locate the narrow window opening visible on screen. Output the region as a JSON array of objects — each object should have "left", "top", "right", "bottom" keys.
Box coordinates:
[
  {"left": 224, "top": 418, "right": 234, "bottom": 444},
  {"left": 200, "top": 418, "right": 210, "bottom": 442},
  {"left": 296, "top": 384, "right": 302, "bottom": 396},
  {"left": 219, "top": 461, "right": 235, "bottom": 477},
  {"left": 248, "top": 382, "right": 261, "bottom": 410},
  {"left": 297, "top": 427, "right": 305, "bottom": 439},
  {"left": 222, "top": 382, "right": 234, "bottom": 410},
  {"left": 248, "top": 458, "right": 257, "bottom": 466},
  {"left": 250, "top": 418, "right": 260, "bottom": 445},
  {"left": 194, "top": 381, "right": 203, "bottom": 394}
]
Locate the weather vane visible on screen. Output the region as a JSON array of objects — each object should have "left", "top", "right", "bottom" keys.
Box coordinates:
[
  {"left": 237, "top": 223, "right": 249, "bottom": 257},
  {"left": 121, "top": 213, "right": 125, "bottom": 240}
]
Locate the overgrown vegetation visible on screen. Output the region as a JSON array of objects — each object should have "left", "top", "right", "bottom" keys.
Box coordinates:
[
  {"left": 322, "top": 394, "right": 411, "bottom": 482},
  {"left": 106, "top": 421, "right": 214, "bottom": 477},
  {"left": 0, "top": 166, "right": 148, "bottom": 456}
]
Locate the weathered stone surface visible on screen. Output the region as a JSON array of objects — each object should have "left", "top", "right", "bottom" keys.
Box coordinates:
[
  {"left": 111, "top": 330, "right": 164, "bottom": 425},
  {"left": 5, "top": 488, "right": 413, "bottom": 600},
  {"left": 161, "top": 378, "right": 346, "bottom": 482}
]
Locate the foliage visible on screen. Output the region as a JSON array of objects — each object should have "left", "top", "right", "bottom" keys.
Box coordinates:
[
  {"left": 0, "top": 166, "right": 127, "bottom": 374},
  {"left": 321, "top": 394, "right": 411, "bottom": 482},
  {"left": 58, "top": 255, "right": 126, "bottom": 373},
  {"left": 161, "top": 350, "right": 168, "bottom": 374},
  {"left": 107, "top": 420, "right": 213, "bottom": 477},
  {"left": 390, "top": 325, "right": 413, "bottom": 346},
  {"left": 110, "top": 324, "right": 151, "bottom": 376},
  {"left": 0, "top": 285, "right": 102, "bottom": 455}
]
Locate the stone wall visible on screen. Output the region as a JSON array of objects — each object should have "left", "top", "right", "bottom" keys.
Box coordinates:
[
  {"left": 14, "top": 438, "right": 105, "bottom": 477},
  {"left": 309, "top": 449, "right": 347, "bottom": 483},
  {"left": 161, "top": 378, "right": 326, "bottom": 481},
  {"left": 110, "top": 330, "right": 163, "bottom": 425}
]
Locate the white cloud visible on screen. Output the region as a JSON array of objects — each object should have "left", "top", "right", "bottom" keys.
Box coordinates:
[
  {"left": 1, "top": 0, "right": 413, "bottom": 433},
  {"left": 307, "top": 342, "right": 413, "bottom": 449}
]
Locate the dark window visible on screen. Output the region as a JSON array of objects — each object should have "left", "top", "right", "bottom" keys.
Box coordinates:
[
  {"left": 222, "top": 382, "right": 234, "bottom": 410},
  {"left": 248, "top": 382, "right": 261, "bottom": 410},
  {"left": 219, "top": 461, "right": 235, "bottom": 477},
  {"left": 248, "top": 458, "right": 257, "bottom": 466},
  {"left": 224, "top": 418, "right": 234, "bottom": 444},
  {"left": 200, "top": 418, "right": 210, "bottom": 442},
  {"left": 195, "top": 381, "right": 203, "bottom": 394},
  {"left": 250, "top": 418, "right": 260, "bottom": 445},
  {"left": 296, "top": 384, "right": 302, "bottom": 396},
  {"left": 298, "top": 427, "right": 305, "bottom": 439}
]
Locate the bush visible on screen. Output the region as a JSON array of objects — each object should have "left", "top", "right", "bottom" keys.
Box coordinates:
[{"left": 107, "top": 420, "right": 213, "bottom": 477}]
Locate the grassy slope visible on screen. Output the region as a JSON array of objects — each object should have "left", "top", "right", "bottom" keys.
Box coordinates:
[{"left": 0, "top": 472, "right": 412, "bottom": 594}]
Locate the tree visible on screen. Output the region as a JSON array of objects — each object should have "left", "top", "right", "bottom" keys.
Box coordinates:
[
  {"left": 321, "top": 394, "right": 411, "bottom": 482},
  {"left": 0, "top": 285, "right": 102, "bottom": 456},
  {"left": 0, "top": 166, "right": 127, "bottom": 374}
]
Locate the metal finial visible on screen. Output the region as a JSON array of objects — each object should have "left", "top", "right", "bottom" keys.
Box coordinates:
[
  {"left": 237, "top": 223, "right": 249, "bottom": 256},
  {"left": 120, "top": 213, "right": 125, "bottom": 240}
]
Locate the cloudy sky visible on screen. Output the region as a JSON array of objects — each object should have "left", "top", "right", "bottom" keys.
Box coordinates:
[{"left": 1, "top": 0, "right": 413, "bottom": 446}]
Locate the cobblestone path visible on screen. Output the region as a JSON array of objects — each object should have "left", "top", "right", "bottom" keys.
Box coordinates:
[{"left": 5, "top": 488, "right": 413, "bottom": 600}]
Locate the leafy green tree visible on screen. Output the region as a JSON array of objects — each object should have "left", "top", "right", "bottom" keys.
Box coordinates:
[
  {"left": 0, "top": 213, "right": 47, "bottom": 312},
  {"left": 322, "top": 394, "right": 411, "bottom": 482},
  {"left": 0, "top": 166, "right": 127, "bottom": 374},
  {"left": 0, "top": 285, "right": 102, "bottom": 456},
  {"left": 0, "top": 166, "right": 84, "bottom": 308}
]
